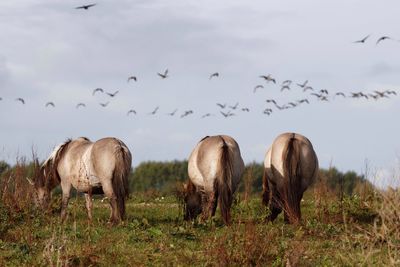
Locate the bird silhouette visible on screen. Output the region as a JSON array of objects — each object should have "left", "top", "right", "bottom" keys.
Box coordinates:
[
  {"left": 229, "top": 102, "right": 239, "bottom": 110},
  {"left": 149, "top": 106, "right": 159, "bottom": 115},
  {"left": 320, "top": 89, "right": 329, "bottom": 95},
  {"left": 0, "top": 97, "right": 2, "bottom": 101},
  {"left": 92, "top": 88, "right": 103, "bottom": 96},
  {"left": 157, "top": 69, "right": 168, "bottom": 79},
  {"left": 201, "top": 113, "right": 213, "bottom": 118},
  {"left": 99, "top": 102, "right": 110, "bottom": 107},
  {"left": 106, "top": 91, "right": 119, "bottom": 97},
  {"left": 303, "top": 86, "right": 313, "bottom": 92},
  {"left": 241, "top": 108, "right": 250, "bottom": 112},
  {"left": 253, "top": 85, "right": 264, "bottom": 93},
  {"left": 298, "top": 99, "right": 309, "bottom": 104},
  {"left": 385, "top": 90, "right": 397, "bottom": 95},
  {"left": 281, "top": 85, "right": 290, "bottom": 91},
  {"left": 282, "top": 80, "right": 292, "bottom": 86},
  {"left": 216, "top": 103, "right": 226, "bottom": 109},
  {"left": 354, "top": 34, "right": 370, "bottom": 43},
  {"left": 45, "top": 102, "right": 55, "bottom": 108},
  {"left": 266, "top": 99, "right": 276, "bottom": 105},
  {"left": 263, "top": 108, "right": 273, "bottom": 115},
  {"left": 209, "top": 72, "right": 219, "bottom": 80},
  {"left": 127, "top": 76, "right": 137, "bottom": 82},
  {"left": 15, "top": 98, "right": 25, "bottom": 104},
  {"left": 167, "top": 109, "right": 178, "bottom": 116},
  {"left": 335, "top": 92, "right": 346, "bottom": 98},
  {"left": 75, "top": 4, "right": 96, "bottom": 10},
  {"left": 76, "top": 103, "right": 86, "bottom": 108},
  {"left": 297, "top": 80, "right": 308, "bottom": 88},
  {"left": 220, "top": 111, "right": 234, "bottom": 118},
  {"left": 376, "top": 36, "right": 391, "bottom": 45},
  {"left": 180, "top": 110, "right": 193, "bottom": 118},
  {"left": 127, "top": 109, "right": 137, "bottom": 116},
  {"left": 259, "top": 74, "right": 276, "bottom": 83}
]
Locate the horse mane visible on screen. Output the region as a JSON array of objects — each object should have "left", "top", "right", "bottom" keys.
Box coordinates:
[
  {"left": 282, "top": 133, "right": 302, "bottom": 223},
  {"left": 39, "top": 139, "right": 72, "bottom": 190}
]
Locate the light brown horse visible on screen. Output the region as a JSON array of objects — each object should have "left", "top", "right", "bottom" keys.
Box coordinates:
[
  {"left": 33, "top": 137, "right": 132, "bottom": 224},
  {"left": 184, "top": 135, "right": 244, "bottom": 225},
  {"left": 262, "top": 133, "right": 318, "bottom": 224}
]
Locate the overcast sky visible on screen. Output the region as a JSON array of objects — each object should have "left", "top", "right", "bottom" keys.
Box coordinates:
[{"left": 0, "top": 0, "right": 399, "bottom": 188}]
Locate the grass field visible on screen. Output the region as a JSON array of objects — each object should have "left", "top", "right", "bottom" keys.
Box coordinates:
[{"left": 1, "top": 180, "right": 398, "bottom": 267}]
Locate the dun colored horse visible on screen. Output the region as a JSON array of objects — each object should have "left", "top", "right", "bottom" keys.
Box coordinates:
[
  {"left": 184, "top": 135, "right": 244, "bottom": 225},
  {"left": 32, "top": 137, "right": 132, "bottom": 224},
  {"left": 262, "top": 133, "right": 318, "bottom": 224}
]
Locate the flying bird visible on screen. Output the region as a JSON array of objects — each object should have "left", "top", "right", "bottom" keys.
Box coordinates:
[
  {"left": 216, "top": 103, "right": 226, "bottom": 109},
  {"left": 127, "top": 76, "right": 137, "bottom": 82},
  {"left": 259, "top": 74, "right": 276, "bottom": 83},
  {"left": 180, "top": 110, "right": 193, "bottom": 118},
  {"left": 241, "top": 108, "right": 250, "bottom": 112},
  {"left": 92, "top": 88, "right": 104, "bottom": 96},
  {"left": 75, "top": 3, "right": 96, "bottom": 10},
  {"left": 0, "top": 97, "right": 2, "bottom": 101},
  {"left": 45, "top": 102, "right": 55, "bottom": 108},
  {"left": 354, "top": 34, "right": 370, "bottom": 43},
  {"left": 298, "top": 99, "right": 309, "bottom": 104},
  {"left": 385, "top": 90, "right": 397, "bottom": 95},
  {"left": 320, "top": 89, "right": 329, "bottom": 95},
  {"left": 253, "top": 85, "right": 264, "bottom": 93},
  {"left": 297, "top": 80, "right": 308, "bottom": 88},
  {"left": 376, "top": 36, "right": 391, "bottom": 45},
  {"left": 282, "top": 80, "right": 292, "bottom": 86},
  {"left": 335, "top": 92, "right": 346, "bottom": 98},
  {"left": 266, "top": 99, "right": 276, "bottom": 105},
  {"left": 127, "top": 109, "right": 137, "bottom": 116},
  {"left": 99, "top": 102, "right": 109, "bottom": 107},
  {"left": 209, "top": 72, "right": 219, "bottom": 80},
  {"left": 229, "top": 102, "right": 239, "bottom": 110},
  {"left": 157, "top": 69, "right": 169, "bottom": 79},
  {"left": 281, "top": 85, "right": 290, "bottom": 91},
  {"left": 167, "top": 109, "right": 178, "bottom": 116},
  {"left": 15, "top": 98, "right": 25, "bottom": 104},
  {"left": 201, "top": 113, "right": 213, "bottom": 118},
  {"left": 303, "top": 86, "right": 314, "bottom": 92},
  {"left": 106, "top": 90, "right": 119, "bottom": 97},
  {"left": 76, "top": 103, "right": 86, "bottom": 108},
  {"left": 149, "top": 106, "right": 159, "bottom": 115},
  {"left": 220, "top": 111, "right": 234, "bottom": 118}
]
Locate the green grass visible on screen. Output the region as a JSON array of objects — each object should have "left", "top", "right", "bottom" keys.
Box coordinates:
[{"left": 0, "top": 190, "right": 389, "bottom": 267}]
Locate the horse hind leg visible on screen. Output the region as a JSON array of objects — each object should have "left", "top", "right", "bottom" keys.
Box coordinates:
[
  {"left": 84, "top": 193, "right": 93, "bottom": 222},
  {"left": 267, "top": 192, "right": 283, "bottom": 222},
  {"left": 101, "top": 181, "right": 120, "bottom": 224}
]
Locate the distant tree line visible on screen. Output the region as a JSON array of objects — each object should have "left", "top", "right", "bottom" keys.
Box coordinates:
[{"left": 0, "top": 159, "right": 371, "bottom": 196}]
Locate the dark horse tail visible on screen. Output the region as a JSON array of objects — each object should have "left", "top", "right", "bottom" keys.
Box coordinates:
[
  {"left": 282, "top": 133, "right": 302, "bottom": 224},
  {"left": 216, "top": 136, "right": 234, "bottom": 225},
  {"left": 112, "top": 140, "right": 132, "bottom": 220}
]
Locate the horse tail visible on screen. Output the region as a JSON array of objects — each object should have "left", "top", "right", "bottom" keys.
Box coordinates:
[
  {"left": 262, "top": 168, "right": 270, "bottom": 207},
  {"left": 282, "top": 133, "right": 302, "bottom": 223},
  {"left": 112, "top": 141, "right": 132, "bottom": 220},
  {"left": 216, "top": 136, "right": 234, "bottom": 225}
]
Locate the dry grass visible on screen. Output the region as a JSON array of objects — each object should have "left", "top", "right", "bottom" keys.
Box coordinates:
[{"left": 0, "top": 160, "right": 399, "bottom": 266}]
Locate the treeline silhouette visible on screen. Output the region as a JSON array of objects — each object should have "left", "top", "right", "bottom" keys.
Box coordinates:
[{"left": 0, "top": 159, "right": 371, "bottom": 196}]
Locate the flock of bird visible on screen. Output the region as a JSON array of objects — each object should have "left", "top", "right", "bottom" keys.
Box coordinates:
[
  {"left": 2, "top": 67, "right": 397, "bottom": 119},
  {"left": 1, "top": 4, "right": 398, "bottom": 119}
]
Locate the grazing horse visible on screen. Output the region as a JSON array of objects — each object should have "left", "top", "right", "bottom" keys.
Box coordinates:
[
  {"left": 184, "top": 135, "right": 244, "bottom": 225},
  {"left": 262, "top": 133, "right": 318, "bottom": 224},
  {"left": 33, "top": 137, "right": 132, "bottom": 224}
]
